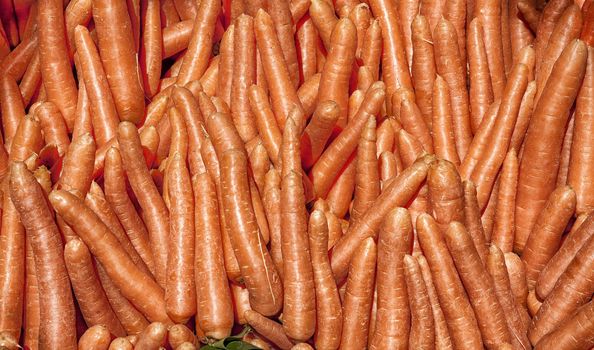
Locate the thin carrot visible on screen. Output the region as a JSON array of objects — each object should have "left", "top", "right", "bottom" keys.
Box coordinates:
[
  {"left": 291, "top": 0, "right": 311, "bottom": 23},
  {"left": 325, "top": 159, "right": 356, "bottom": 219},
  {"left": 348, "top": 3, "right": 371, "bottom": 60},
  {"left": 297, "top": 73, "right": 321, "bottom": 118},
  {"left": 509, "top": 81, "right": 537, "bottom": 151},
  {"left": 462, "top": 181, "right": 490, "bottom": 265},
  {"left": 533, "top": 0, "right": 572, "bottom": 77},
  {"left": 411, "top": 15, "right": 436, "bottom": 129},
  {"left": 140, "top": 0, "right": 162, "bottom": 97},
  {"left": 369, "top": 208, "right": 412, "bottom": 349},
  {"left": 267, "top": 0, "right": 299, "bottom": 88},
  {"left": 432, "top": 76, "right": 460, "bottom": 165},
  {"left": 0, "top": 33, "right": 37, "bottom": 80},
  {"left": 517, "top": 1, "right": 541, "bottom": 33},
  {"left": 23, "top": 239, "right": 39, "bottom": 350},
  {"left": 263, "top": 168, "right": 283, "bottom": 280},
  {"left": 556, "top": 112, "right": 574, "bottom": 187},
  {"left": 467, "top": 18, "right": 494, "bottom": 133},
  {"left": 296, "top": 17, "right": 317, "bottom": 84},
  {"left": 444, "top": 0, "right": 466, "bottom": 65},
  {"left": 65, "top": 0, "right": 93, "bottom": 57},
  {"left": 404, "top": 255, "right": 435, "bottom": 350},
  {"left": 18, "top": 50, "right": 41, "bottom": 106},
  {"left": 398, "top": 93, "right": 434, "bottom": 153},
  {"left": 504, "top": 252, "right": 529, "bottom": 311},
  {"left": 361, "top": 19, "right": 382, "bottom": 80},
  {"left": 162, "top": 20, "right": 193, "bottom": 58},
  {"left": 0, "top": 74, "right": 26, "bottom": 149},
  {"left": 475, "top": 0, "right": 507, "bottom": 98},
  {"left": 350, "top": 117, "right": 380, "bottom": 225},
  {"left": 301, "top": 100, "right": 340, "bottom": 169},
  {"left": 199, "top": 56, "right": 220, "bottom": 97},
  {"left": 491, "top": 150, "right": 519, "bottom": 253}
]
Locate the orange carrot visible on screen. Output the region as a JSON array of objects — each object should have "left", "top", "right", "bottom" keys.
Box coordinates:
[
  {"left": 18, "top": 50, "right": 41, "bottom": 106},
  {"left": 504, "top": 252, "right": 529, "bottom": 311},
  {"left": 139, "top": 0, "right": 162, "bottom": 97},
  {"left": 325, "top": 159, "right": 356, "bottom": 219},
  {"left": 267, "top": 0, "right": 299, "bottom": 88},
  {"left": 404, "top": 255, "right": 435, "bottom": 350},
  {"left": 301, "top": 100, "right": 340, "bottom": 169},
  {"left": 444, "top": 0, "right": 466, "bottom": 66},
  {"left": 33, "top": 101, "right": 70, "bottom": 156},
  {"left": 217, "top": 25, "right": 234, "bottom": 105},
  {"left": 361, "top": 19, "right": 382, "bottom": 80},
  {"left": 0, "top": 33, "right": 37, "bottom": 80},
  {"left": 510, "top": 0, "right": 535, "bottom": 62},
  {"left": 167, "top": 324, "right": 196, "bottom": 349},
  {"left": 491, "top": 150, "right": 519, "bottom": 253},
  {"left": 297, "top": 73, "right": 321, "bottom": 118},
  {"left": 533, "top": 0, "right": 572, "bottom": 77},
  {"left": 78, "top": 325, "right": 111, "bottom": 350},
  {"left": 411, "top": 15, "right": 436, "bottom": 129},
  {"left": 462, "top": 181, "right": 490, "bottom": 264},
  {"left": 556, "top": 112, "right": 574, "bottom": 187},
  {"left": 351, "top": 117, "right": 380, "bottom": 224},
  {"left": 134, "top": 322, "right": 167, "bottom": 349},
  {"left": 309, "top": 0, "right": 338, "bottom": 50},
  {"left": 0, "top": 75, "right": 26, "bottom": 149},
  {"left": 296, "top": 17, "right": 317, "bottom": 84},
  {"left": 509, "top": 81, "right": 537, "bottom": 151},
  {"left": 534, "top": 299, "right": 594, "bottom": 350},
  {"left": 162, "top": 20, "right": 193, "bottom": 58},
  {"left": 244, "top": 311, "right": 294, "bottom": 350},
  {"left": 467, "top": 18, "right": 495, "bottom": 133},
  {"left": 398, "top": 93, "right": 434, "bottom": 153},
  {"left": 475, "top": 0, "right": 507, "bottom": 98},
  {"left": 427, "top": 159, "right": 464, "bottom": 232},
  {"left": 432, "top": 76, "right": 460, "bottom": 165},
  {"left": 291, "top": 0, "right": 311, "bottom": 23}
]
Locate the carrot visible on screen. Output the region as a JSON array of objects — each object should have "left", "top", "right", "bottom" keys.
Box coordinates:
[
  {"left": 231, "top": 283, "right": 252, "bottom": 325},
  {"left": 567, "top": 46, "right": 594, "bottom": 215},
  {"left": 64, "top": 238, "right": 125, "bottom": 336},
  {"left": 192, "top": 171, "right": 234, "bottom": 339},
  {"left": 301, "top": 100, "right": 340, "bottom": 169},
  {"left": 431, "top": 76, "right": 460, "bottom": 165},
  {"left": 517, "top": 1, "right": 541, "bottom": 33},
  {"left": 175, "top": 0, "right": 219, "bottom": 85},
  {"left": 255, "top": 10, "right": 303, "bottom": 129},
  {"left": 198, "top": 57, "right": 220, "bottom": 97},
  {"left": 168, "top": 324, "right": 196, "bottom": 349},
  {"left": 38, "top": 0, "right": 78, "bottom": 130},
  {"left": 461, "top": 181, "right": 489, "bottom": 265},
  {"left": 444, "top": 0, "right": 466, "bottom": 66},
  {"left": 297, "top": 73, "right": 321, "bottom": 118},
  {"left": 504, "top": 252, "right": 529, "bottom": 308},
  {"left": 416, "top": 214, "right": 483, "bottom": 349},
  {"left": 475, "top": 0, "right": 507, "bottom": 98},
  {"left": 486, "top": 245, "right": 531, "bottom": 349},
  {"left": 341, "top": 238, "right": 377, "bottom": 350},
  {"left": 173, "top": 0, "right": 197, "bottom": 20},
  {"left": 534, "top": 299, "right": 594, "bottom": 350},
  {"left": 369, "top": 208, "right": 412, "bottom": 349},
  {"left": 118, "top": 122, "right": 170, "bottom": 286},
  {"left": 369, "top": 0, "right": 413, "bottom": 109},
  {"left": 0, "top": 75, "right": 26, "bottom": 149},
  {"left": 290, "top": 343, "right": 313, "bottom": 350},
  {"left": 501, "top": 0, "right": 514, "bottom": 74},
  {"left": 0, "top": 32, "right": 37, "bottom": 80},
  {"left": 348, "top": 3, "right": 371, "bottom": 60},
  {"left": 309, "top": 0, "right": 338, "bottom": 50},
  {"left": 509, "top": 81, "right": 537, "bottom": 151},
  {"left": 376, "top": 119, "right": 395, "bottom": 157},
  {"left": 78, "top": 325, "right": 111, "bottom": 350},
  {"left": 248, "top": 85, "right": 282, "bottom": 166},
  {"left": 325, "top": 159, "right": 356, "bottom": 219},
  {"left": 533, "top": 0, "right": 572, "bottom": 77},
  {"left": 108, "top": 338, "right": 133, "bottom": 350},
  {"left": 244, "top": 311, "right": 294, "bottom": 350},
  {"left": 556, "top": 112, "right": 575, "bottom": 187},
  {"left": 535, "top": 4, "right": 583, "bottom": 103},
  {"left": 34, "top": 102, "right": 70, "bottom": 155},
  {"left": 139, "top": 0, "right": 162, "bottom": 98},
  {"left": 291, "top": 0, "right": 311, "bottom": 23},
  {"left": 467, "top": 19, "right": 495, "bottom": 133},
  {"left": 263, "top": 168, "right": 284, "bottom": 278},
  {"left": 65, "top": 0, "right": 93, "bottom": 57},
  {"left": 433, "top": 19, "right": 472, "bottom": 159},
  {"left": 361, "top": 19, "right": 382, "bottom": 80},
  {"left": 296, "top": 17, "right": 317, "bottom": 84},
  {"left": 267, "top": 0, "right": 299, "bottom": 88},
  {"left": 427, "top": 159, "right": 464, "bottom": 232},
  {"left": 403, "top": 255, "right": 434, "bottom": 350},
  {"left": 398, "top": 93, "right": 434, "bottom": 153},
  {"left": 528, "top": 222, "right": 594, "bottom": 344},
  {"left": 522, "top": 186, "right": 576, "bottom": 288},
  {"left": 161, "top": 0, "right": 181, "bottom": 26},
  {"left": 515, "top": 40, "right": 588, "bottom": 252},
  {"left": 311, "top": 83, "right": 385, "bottom": 197},
  {"left": 205, "top": 112, "right": 283, "bottom": 316},
  {"left": 582, "top": 0, "right": 594, "bottom": 45},
  {"left": 411, "top": 15, "right": 436, "bottom": 129},
  {"left": 331, "top": 154, "right": 433, "bottom": 283},
  {"left": 23, "top": 239, "right": 40, "bottom": 350},
  {"left": 170, "top": 86, "right": 205, "bottom": 175},
  {"left": 216, "top": 24, "right": 235, "bottom": 102},
  {"left": 9, "top": 163, "right": 76, "bottom": 349},
  {"left": 491, "top": 150, "right": 519, "bottom": 253},
  {"left": 527, "top": 289, "right": 543, "bottom": 317},
  {"left": 378, "top": 151, "right": 397, "bottom": 185},
  {"left": 350, "top": 117, "right": 380, "bottom": 224},
  {"left": 19, "top": 50, "right": 41, "bottom": 106},
  {"left": 134, "top": 322, "right": 167, "bottom": 350},
  {"left": 536, "top": 211, "right": 594, "bottom": 299},
  {"left": 162, "top": 20, "right": 192, "bottom": 58}
]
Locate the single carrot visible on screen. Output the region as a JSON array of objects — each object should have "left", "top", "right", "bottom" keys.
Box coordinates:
[
  {"left": 517, "top": 1, "right": 541, "bottom": 33},
  {"left": 509, "top": 81, "right": 537, "bottom": 151},
  {"left": 93, "top": 0, "right": 145, "bottom": 124},
  {"left": 18, "top": 50, "right": 41, "bottom": 106},
  {"left": 522, "top": 186, "right": 576, "bottom": 288},
  {"left": 192, "top": 171, "right": 234, "bottom": 339},
  {"left": 139, "top": 0, "right": 162, "bottom": 97},
  {"left": 38, "top": 0, "right": 78, "bottom": 130},
  {"left": 175, "top": 0, "right": 220, "bottom": 85},
  {"left": 491, "top": 150, "right": 519, "bottom": 253},
  {"left": 199, "top": 56, "right": 220, "bottom": 97},
  {"left": 23, "top": 239, "right": 40, "bottom": 350},
  {"left": 527, "top": 289, "right": 543, "bottom": 317},
  {"left": 433, "top": 18, "right": 472, "bottom": 160},
  {"left": 510, "top": 0, "right": 535, "bottom": 63},
  {"left": 369, "top": 208, "right": 412, "bottom": 349},
  {"left": 0, "top": 33, "right": 37, "bottom": 80},
  {"left": 162, "top": 20, "right": 193, "bottom": 58},
  {"left": 244, "top": 311, "right": 294, "bottom": 350},
  {"left": 325, "top": 159, "right": 356, "bottom": 219},
  {"left": 64, "top": 238, "right": 125, "bottom": 336},
  {"left": 348, "top": 3, "right": 371, "bottom": 60},
  {"left": 416, "top": 214, "right": 483, "bottom": 349},
  {"left": 340, "top": 238, "right": 377, "bottom": 350},
  {"left": 134, "top": 322, "right": 167, "bottom": 349},
  {"left": 556, "top": 112, "right": 575, "bottom": 187},
  {"left": 296, "top": 17, "right": 317, "bottom": 84},
  {"left": 267, "top": 0, "right": 299, "bottom": 88},
  {"left": 533, "top": 0, "right": 572, "bottom": 77},
  {"left": 78, "top": 325, "right": 112, "bottom": 350},
  {"left": 398, "top": 93, "right": 434, "bottom": 153},
  {"left": 351, "top": 117, "right": 380, "bottom": 225},
  {"left": 297, "top": 72, "right": 321, "bottom": 118},
  {"left": 404, "top": 255, "right": 435, "bottom": 350},
  {"left": 263, "top": 168, "right": 283, "bottom": 279},
  {"left": 411, "top": 15, "right": 436, "bottom": 129},
  {"left": 34, "top": 101, "right": 70, "bottom": 155},
  {"left": 431, "top": 76, "right": 460, "bottom": 165},
  {"left": 379, "top": 151, "right": 398, "bottom": 185},
  {"left": 515, "top": 40, "right": 587, "bottom": 252},
  {"left": 216, "top": 24, "right": 234, "bottom": 104},
  {"left": 302, "top": 101, "right": 340, "bottom": 170},
  {"left": 168, "top": 324, "right": 196, "bottom": 349},
  {"left": 444, "top": 0, "right": 466, "bottom": 65},
  {"left": 475, "top": 0, "right": 507, "bottom": 98},
  {"left": 108, "top": 338, "right": 133, "bottom": 350},
  {"left": 504, "top": 252, "right": 529, "bottom": 310},
  {"left": 248, "top": 85, "right": 282, "bottom": 166},
  {"left": 9, "top": 162, "right": 77, "bottom": 350},
  {"left": 567, "top": 46, "right": 594, "bottom": 215},
  {"left": 0, "top": 74, "right": 26, "bottom": 149},
  {"left": 427, "top": 159, "right": 464, "bottom": 233},
  {"left": 360, "top": 19, "right": 382, "bottom": 80},
  {"left": 463, "top": 181, "right": 490, "bottom": 265},
  {"left": 291, "top": 0, "right": 311, "bottom": 23},
  {"left": 467, "top": 18, "right": 495, "bottom": 133},
  {"left": 534, "top": 299, "right": 594, "bottom": 350},
  {"left": 309, "top": 0, "right": 338, "bottom": 50}
]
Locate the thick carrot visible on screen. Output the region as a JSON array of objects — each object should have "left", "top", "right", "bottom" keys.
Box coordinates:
[
  {"left": 317, "top": 18, "right": 357, "bottom": 127},
  {"left": 118, "top": 122, "right": 170, "bottom": 286},
  {"left": 64, "top": 0, "right": 93, "bottom": 57},
  {"left": 522, "top": 186, "right": 576, "bottom": 288},
  {"left": 416, "top": 214, "right": 483, "bottom": 349},
  {"left": 534, "top": 299, "right": 594, "bottom": 350},
  {"left": 486, "top": 245, "right": 531, "bottom": 350},
  {"left": 331, "top": 154, "right": 433, "bottom": 283},
  {"left": 351, "top": 117, "right": 380, "bottom": 225},
  {"left": 475, "top": 0, "right": 507, "bottom": 98},
  {"left": 491, "top": 149, "right": 518, "bottom": 253},
  {"left": 140, "top": 0, "right": 162, "bottom": 97},
  {"left": 325, "top": 159, "right": 356, "bottom": 219},
  {"left": 444, "top": 0, "right": 466, "bottom": 65},
  {"left": 291, "top": 0, "right": 311, "bottom": 23},
  {"left": 404, "top": 255, "right": 434, "bottom": 350},
  {"left": 9, "top": 162, "right": 76, "bottom": 349},
  {"left": 0, "top": 75, "right": 26, "bottom": 149},
  {"left": 205, "top": 112, "right": 283, "bottom": 316},
  {"left": 309, "top": 0, "right": 338, "bottom": 50},
  {"left": 296, "top": 17, "right": 317, "bottom": 84},
  {"left": 311, "top": 83, "right": 385, "bottom": 197},
  {"left": 445, "top": 222, "right": 513, "bottom": 348},
  {"left": 433, "top": 18, "right": 472, "bottom": 159},
  {"left": 64, "top": 238, "right": 125, "bottom": 336},
  {"left": 376, "top": 119, "right": 395, "bottom": 157},
  {"left": 467, "top": 19, "right": 495, "bottom": 133},
  {"left": 432, "top": 76, "right": 460, "bottom": 165},
  {"left": 379, "top": 151, "right": 398, "bottom": 185},
  {"left": 192, "top": 171, "right": 234, "bottom": 339},
  {"left": 134, "top": 322, "right": 167, "bottom": 349},
  {"left": 23, "top": 240, "right": 39, "bottom": 350},
  {"left": 38, "top": 0, "right": 78, "bottom": 130},
  {"left": 361, "top": 19, "right": 382, "bottom": 80},
  {"left": 427, "top": 159, "right": 464, "bottom": 232},
  {"left": 517, "top": 1, "right": 541, "bottom": 33},
  {"left": 567, "top": 46, "right": 594, "bottom": 215},
  {"left": 93, "top": 0, "right": 145, "bottom": 124},
  {"left": 515, "top": 40, "right": 588, "bottom": 252},
  {"left": 255, "top": 10, "right": 303, "bottom": 128},
  {"left": 509, "top": 81, "right": 537, "bottom": 151},
  {"left": 528, "top": 224, "right": 594, "bottom": 344},
  {"left": 411, "top": 15, "right": 436, "bottom": 129},
  {"left": 244, "top": 311, "right": 294, "bottom": 350},
  {"left": 369, "top": 0, "right": 413, "bottom": 108},
  {"left": 340, "top": 238, "right": 377, "bottom": 350},
  {"left": 175, "top": 0, "right": 219, "bottom": 85},
  {"left": 369, "top": 208, "right": 412, "bottom": 349},
  {"left": 108, "top": 338, "right": 133, "bottom": 350},
  {"left": 267, "top": 0, "right": 299, "bottom": 88},
  {"left": 78, "top": 325, "right": 111, "bottom": 350},
  {"left": 301, "top": 100, "right": 340, "bottom": 169},
  {"left": 536, "top": 211, "right": 594, "bottom": 299},
  {"left": 165, "top": 153, "right": 196, "bottom": 323}
]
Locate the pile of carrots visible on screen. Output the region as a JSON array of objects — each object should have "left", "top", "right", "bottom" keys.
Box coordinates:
[{"left": 0, "top": 0, "right": 593, "bottom": 348}]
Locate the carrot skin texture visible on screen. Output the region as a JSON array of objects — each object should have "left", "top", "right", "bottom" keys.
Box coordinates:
[
  {"left": 193, "top": 172, "right": 234, "bottom": 340},
  {"left": 38, "top": 0, "right": 78, "bottom": 131},
  {"left": 78, "top": 325, "right": 112, "bottom": 350},
  {"left": 463, "top": 181, "right": 490, "bottom": 265},
  {"left": 416, "top": 214, "right": 483, "bottom": 349},
  {"left": 134, "top": 322, "right": 167, "bottom": 349},
  {"left": 369, "top": 208, "right": 412, "bottom": 350},
  {"left": 432, "top": 76, "right": 460, "bottom": 165},
  {"left": 351, "top": 117, "right": 380, "bottom": 225},
  {"left": 9, "top": 163, "right": 77, "bottom": 350},
  {"left": 267, "top": 0, "right": 299, "bottom": 88},
  {"left": 427, "top": 159, "right": 465, "bottom": 233},
  {"left": 244, "top": 311, "right": 294, "bottom": 350},
  {"left": 411, "top": 15, "right": 436, "bottom": 130},
  {"left": 491, "top": 150, "right": 519, "bottom": 253},
  {"left": 301, "top": 100, "right": 340, "bottom": 169},
  {"left": 404, "top": 255, "right": 435, "bottom": 350},
  {"left": 515, "top": 40, "right": 588, "bottom": 252},
  {"left": 340, "top": 238, "right": 377, "bottom": 350},
  {"left": 93, "top": 0, "right": 145, "bottom": 124},
  {"left": 534, "top": 299, "right": 594, "bottom": 350},
  {"left": 467, "top": 19, "right": 494, "bottom": 133},
  {"left": 1, "top": 75, "right": 26, "bottom": 149},
  {"left": 139, "top": 0, "right": 162, "bottom": 98},
  {"left": 475, "top": 0, "right": 507, "bottom": 98}
]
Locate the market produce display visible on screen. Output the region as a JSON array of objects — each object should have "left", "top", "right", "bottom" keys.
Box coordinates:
[{"left": 0, "top": 0, "right": 593, "bottom": 349}]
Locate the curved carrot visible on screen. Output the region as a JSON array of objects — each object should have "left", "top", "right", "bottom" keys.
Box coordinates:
[
  {"left": 349, "top": 3, "right": 371, "bottom": 60},
  {"left": 411, "top": 15, "right": 436, "bottom": 129},
  {"left": 244, "top": 311, "right": 294, "bottom": 350},
  {"left": 340, "top": 238, "right": 377, "bottom": 350},
  {"left": 427, "top": 159, "right": 464, "bottom": 232},
  {"left": 0, "top": 74, "right": 26, "bottom": 149},
  {"left": 38, "top": 0, "right": 78, "bottom": 130},
  {"left": 33, "top": 101, "right": 70, "bottom": 156},
  {"left": 65, "top": 0, "right": 93, "bottom": 56},
  {"left": 10, "top": 162, "right": 76, "bottom": 350},
  {"left": 248, "top": 85, "right": 282, "bottom": 166},
  {"left": 404, "top": 255, "right": 434, "bottom": 350},
  {"left": 533, "top": 0, "right": 572, "bottom": 77},
  {"left": 0, "top": 32, "right": 37, "bottom": 80},
  {"left": 510, "top": 0, "right": 535, "bottom": 62},
  {"left": 534, "top": 299, "right": 594, "bottom": 350},
  {"left": 291, "top": 0, "right": 311, "bottom": 23},
  {"left": 64, "top": 238, "right": 125, "bottom": 336},
  {"left": 78, "top": 325, "right": 112, "bottom": 350},
  {"left": 162, "top": 20, "right": 193, "bottom": 58},
  {"left": 515, "top": 40, "right": 588, "bottom": 253},
  {"left": 461, "top": 181, "right": 489, "bottom": 265},
  {"left": 433, "top": 18, "right": 472, "bottom": 159},
  {"left": 171, "top": 85, "right": 205, "bottom": 175},
  {"left": 296, "top": 17, "right": 317, "bottom": 84},
  {"left": 325, "top": 159, "right": 356, "bottom": 219},
  {"left": 369, "top": 208, "right": 412, "bottom": 349},
  {"left": 297, "top": 72, "right": 321, "bottom": 118},
  {"left": 309, "top": 0, "right": 338, "bottom": 50},
  {"left": 139, "top": 0, "right": 162, "bottom": 97},
  {"left": 198, "top": 56, "right": 220, "bottom": 97},
  {"left": 490, "top": 149, "right": 518, "bottom": 253},
  {"left": 267, "top": 0, "right": 299, "bottom": 88},
  {"left": 467, "top": 18, "right": 495, "bottom": 133},
  {"left": 308, "top": 210, "right": 342, "bottom": 350},
  {"left": 475, "top": 0, "right": 507, "bottom": 98},
  {"left": 416, "top": 214, "right": 483, "bottom": 349}
]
